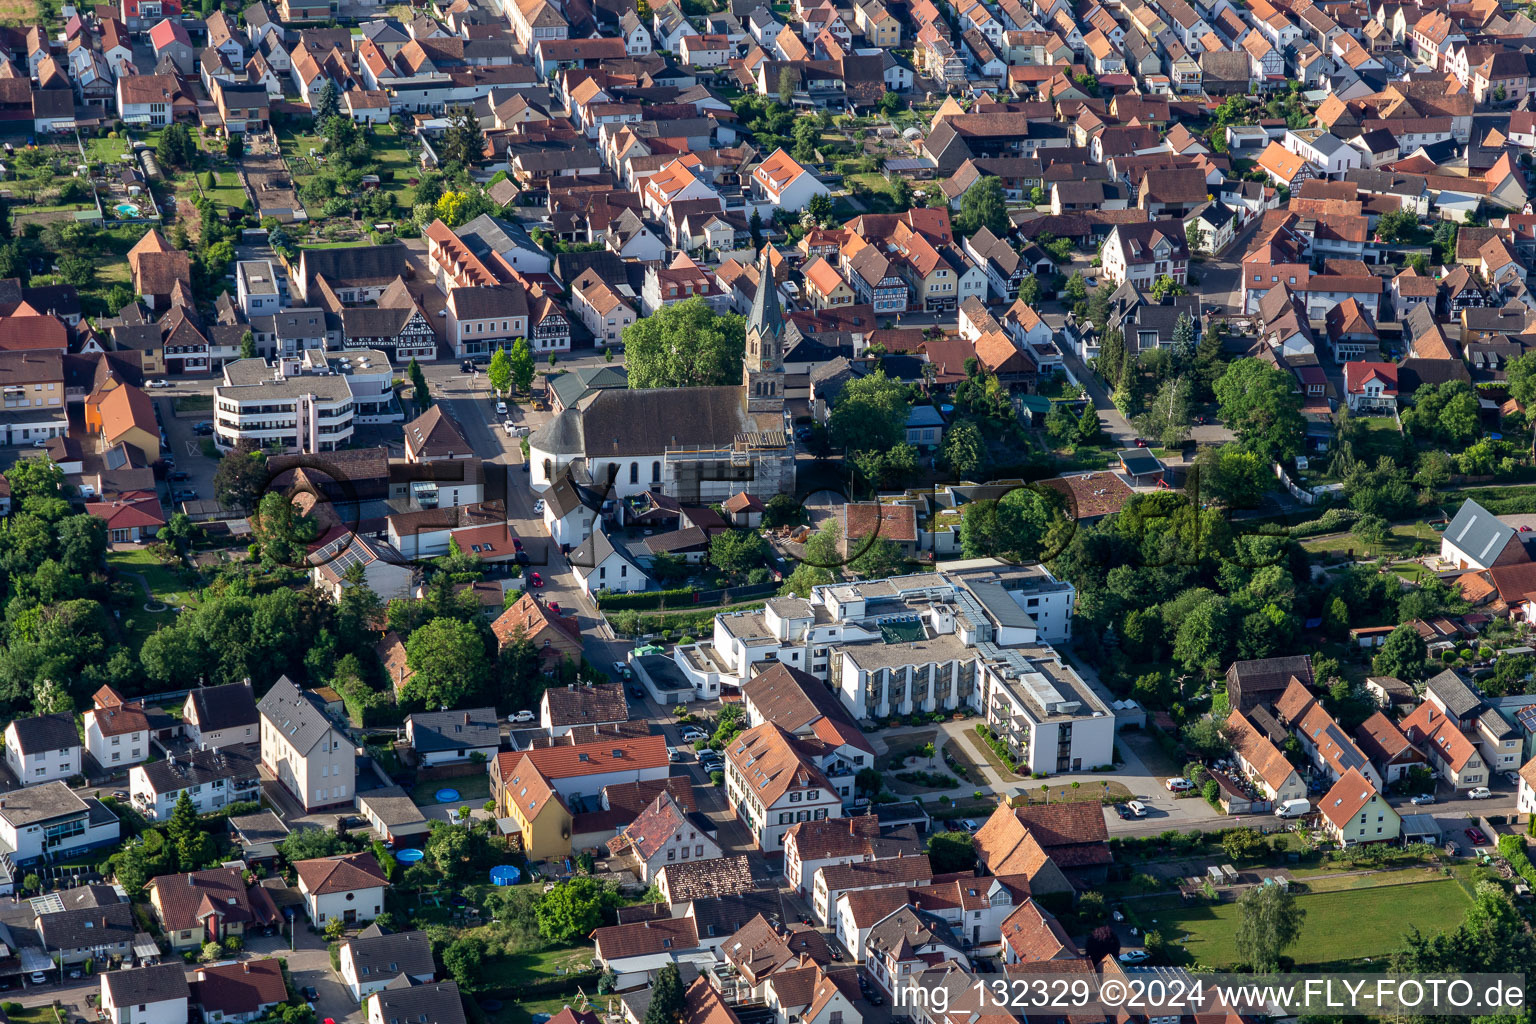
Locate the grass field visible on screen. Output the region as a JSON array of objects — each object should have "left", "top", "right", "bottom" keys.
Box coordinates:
[
  {"left": 1301, "top": 520, "right": 1441, "bottom": 558},
  {"left": 0, "top": 0, "right": 36, "bottom": 21},
  {"left": 108, "top": 547, "right": 198, "bottom": 645},
  {"left": 1153, "top": 879, "right": 1471, "bottom": 967}
]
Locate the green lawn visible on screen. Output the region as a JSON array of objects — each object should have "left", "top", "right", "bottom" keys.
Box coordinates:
[
  {"left": 410, "top": 773, "right": 491, "bottom": 805},
  {"left": 1153, "top": 879, "right": 1471, "bottom": 967},
  {"left": 108, "top": 548, "right": 199, "bottom": 644}
]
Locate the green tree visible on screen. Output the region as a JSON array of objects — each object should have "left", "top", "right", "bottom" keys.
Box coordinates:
[
  {"left": 1185, "top": 221, "right": 1207, "bottom": 258},
  {"left": 777, "top": 65, "right": 796, "bottom": 104},
  {"left": 959, "top": 487, "right": 1051, "bottom": 561},
  {"left": 508, "top": 338, "right": 535, "bottom": 395},
  {"left": 1150, "top": 274, "right": 1187, "bottom": 301},
  {"left": 312, "top": 79, "right": 340, "bottom": 123},
  {"left": 58, "top": 255, "right": 94, "bottom": 289},
  {"left": 239, "top": 330, "right": 256, "bottom": 359},
  {"left": 709, "top": 529, "right": 771, "bottom": 579},
  {"left": 942, "top": 419, "right": 985, "bottom": 479},
  {"left": 927, "top": 831, "right": 978, "bottom": 874},
  {"left": 442, "top": 936, "right": 485, "bottom": 989},
  {"left": 1213, "top": 358, "right": 1305, "bottom": 460},
  {"left": 7, "top": 455, "right": 63, "bottom": 503},
  {"left": 252, "top": 491, "right": 318, "bottom": 566},
  {"left": 1182, "top": 716, "right": 1234, "bottom": 760},
  {"left": 956, "top": 176, "right": 1007, "bottom": 237},
  {"left": 848, "top": 534, "right": 906, "bottom": 580},
  {"left": 646, "top": 963, "right": 687, "bottom": 1024},
  {"left": 409, "top": 358, "right": 432, "bottom": 412},
  {"left": 891, "top": 176, "right": 912, "bottom": 211},
  {"left": 1233, "top": 884, "right": 1305, "bottom": 970},
  {"left": 830, "top": 369, "right": 910, "bottom": 455},
  {"left": 166, "top": 791, "right": 200, "bottom": 872},
  {"left": 623, "top": 297, "right": 746, "bottom": 389},
  {"left": 213, "top": 444, "right": 267, "bottom": 513},
  {"left": 404, "top": 618, "right": 489, "bottom": 710},
  {"left": 536, "top": 877, "right": 622, "bottom": 944},
  {"left": 1375, "top": 207, "right": 1420, "bottom": 243},
  {"left": 1487, "top": 653, "right": 1534, "bottom": 697},
  {"left": 1221, "top": 828, "right": 1266, "bottom": 861},
  {"left": 280, "top": 826, "right": 349, "bottom": 863},
  {"left": 1373, "top": 623, "right": 1428, "bottom": 681},
  {"left": 1016, "top": 273, "right": 1040, "bottom": 306},
  {"left": 438, "top": 105, "right": 485, "bottom": 168},
  {"left": 487, "top": 347, "right": 512, "bottom": 394},
  {"left": 1136, "top": 376, "right": 1193, "bottom": 447},
  {"left": 1173, "top": 597, "right": 1233, "bottom": 673},
  {"left": 807, "top": 192, "right": 833, "bottom": 226}
]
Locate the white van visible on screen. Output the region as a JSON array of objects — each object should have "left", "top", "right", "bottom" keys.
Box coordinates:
[{"left": 1276, "top": 798, "right": 1311, "bottom": 819}]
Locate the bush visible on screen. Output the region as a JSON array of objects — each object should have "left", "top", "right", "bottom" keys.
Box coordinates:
[{"left": 1499, "top": 834, "right": 1536, "bottom": 887}]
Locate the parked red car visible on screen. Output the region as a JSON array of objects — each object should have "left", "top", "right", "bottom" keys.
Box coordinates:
[{"left": 529, "top": 572, "right": 544, "bottom": 587}]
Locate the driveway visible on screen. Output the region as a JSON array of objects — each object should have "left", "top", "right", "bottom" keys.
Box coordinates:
[{"left": 250, "top": 931, "right": 362, "bottom": 1023}]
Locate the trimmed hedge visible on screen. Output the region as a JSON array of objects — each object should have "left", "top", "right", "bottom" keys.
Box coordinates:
[{"left": 596, "top": 587, "right": 699, "bottom": 611}]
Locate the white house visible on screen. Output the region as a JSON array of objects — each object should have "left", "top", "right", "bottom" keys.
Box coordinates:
[
  {"left": 4, "top": 712, "right": 81, "bottom": 787},
  {"left": 0, "top": 783, "right": 119, "bottom": 875},
  {"left": 542, "top": 471, "right": 601, "bottom": 548},
  {"left": 340, "top": 926, "right": 437, "bottom": 1001},
  {"left": 295, "top": 853, "right": 389, "bottom": 926},
  {"left": 1100, "top": 220, "right": 1190, "bottom": 287},
  {"left": 258, "top": 675, "right": 356, "bottom": 812},
  {"left": 1281, "top": 128, "right": 1362, "bottom": 180},
  {"left": 1343, "top": 361, "right": 1398, "bottom": 413},
  {"left": 1518, "top": 755, "right": 1536, "bottom": 817},
  {"left": 1440, "top": 498, "right": 1525, "bottom": 572},
  {"left": 101, "top": 965, "right": 189, "bottom": 1024},
  {"left": 83, "top": 686, "right": 150, "bottom": 771},
  {"left": 404, "top": 709, "right": 500, "bottom": 767},
  {"left": 129, "top": 743, "right": 262, "bottom": 820},
  {"left": 750, "top": 148, "right": 831, "bottom": 214},
  {"left": 182, "top": 681, "right": 260, "bottom": 749},
  {"left": 570, "top": 527, "right": 647, "bottom": 596},
  {"left": 609, "top": 791, "right": 724, "bottom": 881},
  {"left": 724, "top": 722, "right": 845, "bottom": 853},
  {"left": 365, "top": 982, "right": 468, "bottom": 1024}
]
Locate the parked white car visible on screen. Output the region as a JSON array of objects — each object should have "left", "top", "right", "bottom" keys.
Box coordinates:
[
  {"left": 1468, "top": 786, "right": 1493, "bottom": 799},
  {"left": 509, "top": 710, "right": 535, "bottom": 723},
  {"left": 1165, "top": 777, "right": 1194, "bottom": 792}
]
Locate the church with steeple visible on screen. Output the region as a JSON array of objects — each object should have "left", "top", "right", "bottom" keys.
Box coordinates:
[
  {"left": 523, "top": 247, "right": 796, "bottom": 506},
  {"left": 744, "top": 247, "right": 787, "bottom": 417}
]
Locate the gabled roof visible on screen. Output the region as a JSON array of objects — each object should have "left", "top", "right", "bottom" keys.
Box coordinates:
[
  {"left": 294, "top": 853, "right": 389, "bottom": 896},
  {"left": 7, "top": 712, "right": 79, "bottom": 754},
  {"left": 404, "top": 404, "right": 471, "bottom": 460},
  {"left": 193, "top": 960, "right": 287, "bottom": 1017},
  {"left": 725, "top": 722, "right": 836, "bottom": 809},
  {"left": 1318, "top": 767, "right": 1382, "bottom": 828},
  {"left": 257, "top": 676, "right": 338, "bottom": 756},
  {"left": 615, "top": 790, "right": 691, "bottom": 860},
  {"left": 1443, "top": 498, "right": 1519, "bottom": 565},
  {"left": 343, "top": 926, "right": 436, "bottom": 983},
  {"left": 743, "top": 663, "right": 874, "bottom": 755}
]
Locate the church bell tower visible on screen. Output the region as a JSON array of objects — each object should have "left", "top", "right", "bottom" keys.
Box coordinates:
[{"left": 743, "top": 247, "right": 787, "bottom": 415}]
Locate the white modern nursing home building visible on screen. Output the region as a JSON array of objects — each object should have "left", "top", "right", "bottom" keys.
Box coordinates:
[
  {"left": 213, "top": 349, "right": 398, "bottom": 454},
  {"left": 674, "top": 559, "right": 1111, "bottom": 775}
]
